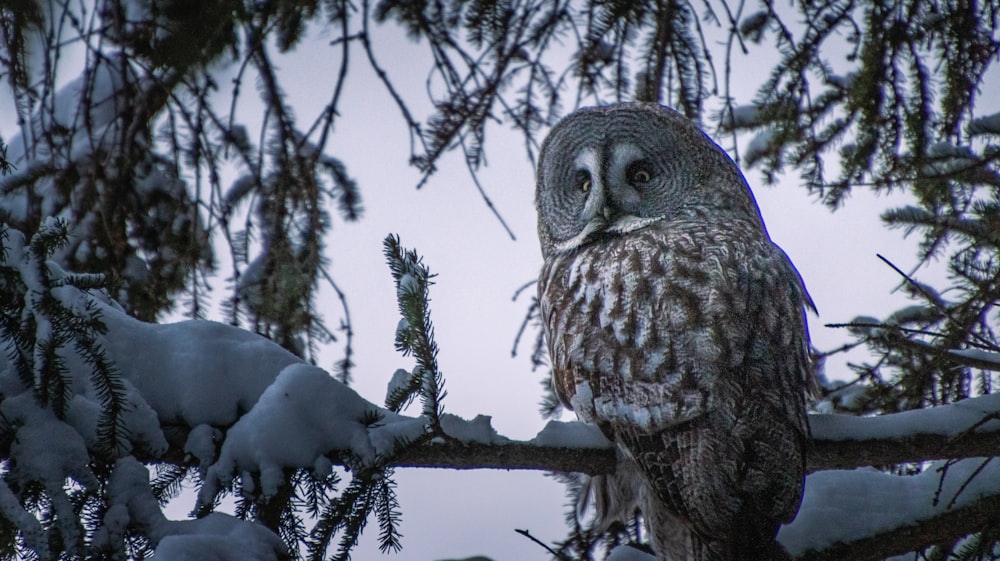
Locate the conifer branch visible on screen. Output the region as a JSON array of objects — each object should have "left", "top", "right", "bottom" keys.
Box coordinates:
[
  {"left": 383, "top": 235, "right": 447, "bottom": 433},
  {"left": 790, "top": 488, "right": 1000, "bottom": 561}
]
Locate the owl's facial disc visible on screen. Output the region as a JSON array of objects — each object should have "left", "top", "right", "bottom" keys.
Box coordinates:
[{"left": 550, "top": 146, "right": 665, "bottom": 253}]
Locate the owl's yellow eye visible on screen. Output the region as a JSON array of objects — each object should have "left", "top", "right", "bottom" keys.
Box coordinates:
[
  {"left": 628, "top": 161, "right": 652, "bottom": 184},
  {"left": 576, "top": 170, "right": 592, "bottom": 193}
]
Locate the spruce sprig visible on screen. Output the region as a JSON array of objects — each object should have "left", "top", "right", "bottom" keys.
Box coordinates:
[
  {"left": 0, "top": 220, "right": 131, "bottom": 457},
  {"left": 382, "top": 234, "right": 447, "bottom": 433},
  {"left": 305, "top": 466, "right": 388, "bottom": 561}
]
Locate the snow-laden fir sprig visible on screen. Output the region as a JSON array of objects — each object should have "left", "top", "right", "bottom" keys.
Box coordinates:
[
  {"left": 0, "top": 225, "right": 34, "bottom": 391},
  {"left": 266, "top": 467, "right": 342, "bottom": 553},
  {"left": 292, "top": 408, "right": 402, "bottom": 561},
  {"left": 950, "top": 531, "right": 993, "bottom": 561},
  {"left": 3, "top": 219, "right": 131, "bottom": 458},
  {"left": 382, "top": 234, "right": 447, "bottom": 433},
  {"left": 277, "top": 494, "right": 308, "bottom": 554}
]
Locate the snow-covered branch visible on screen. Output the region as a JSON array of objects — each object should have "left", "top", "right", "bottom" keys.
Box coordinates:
[
  {"left": 618, "top": 458, "right": 1000, "bottom": 561},
  {"left": 4, "top": 285, "right": 1000, "bottom": 560},
  {"left": 782, "top": 457, "right": 1000, "bottom": 561},
  {"left": 370, "top": 395, "right": 1000, "bottom": 475},
  {"left": 808, "top": 395, "right": 1000, "bottom": 470},
  {"left": 67, "top": 297, "right": 1000, "bottom": 474},
  {"left": 94, "top": 306, "right": 1000, "bottom": 561}
]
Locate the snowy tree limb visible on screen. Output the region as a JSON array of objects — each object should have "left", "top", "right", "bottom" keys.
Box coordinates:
[
  {"left": 612, "top": 479, "right": 1000, "bottom": 561},
  {"left": 381, "top": 425, "right": 1000, "bottom": 475},
  {"left": 385, "top": 395, "right": 1000, "bottom": 475},
  {"left": 792, "top": 488, "right": 1000, "bottom": 561},
  {"left": 392, "top": 438, "right": 616, "bottom": 473},
  {"left": 781, "top": 457, "right": 1000, "bottom": 561},
  {"left": 383, "top": 404, "right": 1000, "bottom": 473},
  {"left": 82, "top": 302, "right": 1000, "bottom": 480},
  {"left": 133, "top": 394, "right": 1000, "bottom": 476},
  {"left": 7, "top": 299, "right": 996, "bottom": 561},
  {"left": 807, "top": 424, "right": 1000, "bottom": 472}
]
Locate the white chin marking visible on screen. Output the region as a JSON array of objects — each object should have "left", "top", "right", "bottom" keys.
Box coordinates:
[
  {"left": 553, "top": 222, "right": 602, "bottom": 253},
  {"left": 553, "top": 215, "right": 664, "bottom": 252},
  {"left": 609, "top": 215, "right": 664, "bottom": 235}
]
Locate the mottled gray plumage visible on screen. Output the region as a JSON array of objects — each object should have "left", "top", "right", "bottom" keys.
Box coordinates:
[{"left": 535, "top": 103, "right": 813, "bottom": 561}]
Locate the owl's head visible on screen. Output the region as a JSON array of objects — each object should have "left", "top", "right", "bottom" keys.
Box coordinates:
[{"left": 535, "top": 103, "right": 766, "bottom": 257}]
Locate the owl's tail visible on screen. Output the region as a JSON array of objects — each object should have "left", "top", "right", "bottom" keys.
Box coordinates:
[
  {"left": 645, "top": 500, "right": 792, "bottom": 561},
  {"left": 577, "top": 452, "right": 794, "bottom": 561},
  {"left": 576, "top": 456, "right": 645, "bottom": 532}
]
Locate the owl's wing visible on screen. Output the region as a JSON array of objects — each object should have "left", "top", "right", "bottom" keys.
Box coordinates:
[
  {"left": 733, "top": 239, "right": 812, "bottom": 524},
  {"left": 616, "top": 231, "right": 811, "bottom": 553},
  {"left": 741, "top": 240, "right": 814, "bottom": 441}
]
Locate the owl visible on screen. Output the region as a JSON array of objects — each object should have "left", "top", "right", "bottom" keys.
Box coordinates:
[{"left": 535, "top": 103, "right": 813, "bottom": 561}]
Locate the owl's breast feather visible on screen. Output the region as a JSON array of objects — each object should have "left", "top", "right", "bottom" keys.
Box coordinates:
[{"left": 541, "top": 223, "right": 750, "bottom": 432}]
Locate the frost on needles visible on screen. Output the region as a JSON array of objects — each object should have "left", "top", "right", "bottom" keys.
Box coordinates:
[{"left": 0, "top": 226, "right": 437, "bottom": 560}]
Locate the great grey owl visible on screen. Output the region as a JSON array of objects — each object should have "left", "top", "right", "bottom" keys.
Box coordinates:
[{"left": 535, "top": 103, "right": 813, "bottom": 561}]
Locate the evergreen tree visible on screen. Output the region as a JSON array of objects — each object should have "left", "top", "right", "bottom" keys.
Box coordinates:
[{"left": 0, "top": 1, "right": 998, "bottom": 560}]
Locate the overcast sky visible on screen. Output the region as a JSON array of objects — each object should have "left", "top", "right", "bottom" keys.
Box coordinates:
[
  {"left": 3, "top": 10, "right": 996, "bottom": 561},
  {"left": 280, "top": 23, "right": 950, "bottom": 561}
]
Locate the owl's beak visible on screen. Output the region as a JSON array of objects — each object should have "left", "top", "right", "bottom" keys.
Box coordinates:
[
  {"left": 596, "top": 201, "right": 665, "bottom": 238},
  {"left": 599, "top": 199, "right": 629, "bottom": 226},
  {"left": 575, "top": 204, "right": 622, "bottom": 245},
  {"left": 573, "top": 183, "right": 651, "bottom": 246},
  {"left": 556, "top": 206, "right": 660, "bottom": 253}
]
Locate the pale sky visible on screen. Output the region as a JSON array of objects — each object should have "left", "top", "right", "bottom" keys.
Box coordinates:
[
  {"left": 3, "top": 9, "right": 996, "bottom": 561},
  {"left": 282, "top": 22, "right": 949, "bottom": 561}
]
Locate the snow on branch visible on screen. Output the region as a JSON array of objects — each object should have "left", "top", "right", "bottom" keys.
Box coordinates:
[
  {"left": 387, "top": 395, "right": 1000, "bottom": 475},
  {"left": 5, "top": 229, "right": 1000, "bottom": 560},
  {"left": 808, "top": 394, "right": 1000, "bottom": 470},
  {"left": 101, "top": 457, "right": 287, "bottom": 560},
  {"left": 84, "top": 304, "right": 1000, "bottom": 560},
  {"left": 782, "top": 458, "right": 1000, "bottom": 561},
  {"left": 607, "top": 458, "right": 1000, "bottom": 561}
]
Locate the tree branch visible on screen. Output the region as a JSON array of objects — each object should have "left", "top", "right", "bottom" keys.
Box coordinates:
[
  {"left": 807, "top": 425, "right": 1000, "bottom": 472},
  {"left": 792, "top": 489, "right": 1000, "bottom": 561},
  {"left": 75, "top": 308, "right": 1000, "bottom": 561},
  {"left": 781, "top": 456, "right": 1000, "bottom": 561},
  {"left": 385, "top": 394, "right": 1000, "bottom": 475}
]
